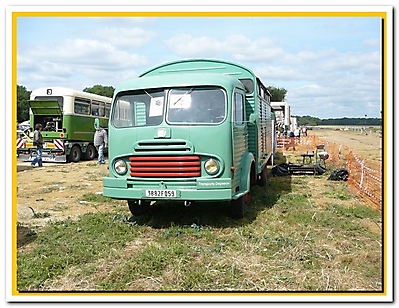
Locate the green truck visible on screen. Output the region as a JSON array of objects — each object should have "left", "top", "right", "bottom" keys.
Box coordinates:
[
  {"left": 103, "top": 59, "right": 274, "bottom": 218},
  {"left": 17, "top": 87, "right": 111, "bottom": 163}
]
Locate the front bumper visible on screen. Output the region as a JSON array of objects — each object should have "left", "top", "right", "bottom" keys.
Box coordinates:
[{"left": 102, "top": 177, "right": 233, "bottom": 201}]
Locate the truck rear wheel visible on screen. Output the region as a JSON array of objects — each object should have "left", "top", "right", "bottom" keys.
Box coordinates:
[
  {"left": 68, "top": 145, "right": 82, "bottom": 163},
  {"left": 230, "top": 193, "right": 249, "bottom": 219},
  {"left": 84, "top": 144, "right": 96, "bottom": 160},
  {"left": 128, "top": 199, "right": 150, "bottom": 216}
]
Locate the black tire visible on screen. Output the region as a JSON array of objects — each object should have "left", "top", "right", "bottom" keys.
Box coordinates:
[
  {"left": 68, "top": 145, "right": 82, "bottom": 163},
  {"left": 230, "top": 194, "right": 249, "bottom": 219},
  {"left": 257, "top": 167, "right": 268, "bottom": 186},
  {"left": 128, "top": 199, "right": 150, "bottom": 216},
  {"left": 84, "top": 144, "right": 97, "bottom": 161}
]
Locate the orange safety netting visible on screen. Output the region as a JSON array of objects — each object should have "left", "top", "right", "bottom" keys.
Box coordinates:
[{"left": 276, "top": 135, "right": 382, "bottom": 211}]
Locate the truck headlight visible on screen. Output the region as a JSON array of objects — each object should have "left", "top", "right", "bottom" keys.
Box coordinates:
[
  {"left": 204, "top": 158, "right": 219, "bottom": 175},
  {"left": 114, "top": 159, "right": 128, "bottom": 175}
]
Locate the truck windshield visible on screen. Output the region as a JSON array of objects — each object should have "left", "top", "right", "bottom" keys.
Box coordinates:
[
  {"left": 167, "top": 87, "right": 225, "bottom": 124},
  {"left": 111, "top": 87, "right": 226, "bottom": 128}
]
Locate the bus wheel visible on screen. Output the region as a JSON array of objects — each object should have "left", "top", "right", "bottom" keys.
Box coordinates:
[
  {"left": 128, "top": 199, "right": 150, "bottom": 216},
  {"left": 230, "top": 193, "right": 248, "bottom": 219},
  {"left": 68, "top": 145, "right": 81, "bottom": 163},
  {"left": 257, "top": 167, "right": 268, "bottom": 186},
  {"left": 84, "top": 144, "right": 96, "bottom": 160}
]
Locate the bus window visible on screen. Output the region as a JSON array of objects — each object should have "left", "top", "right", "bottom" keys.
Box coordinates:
[
  {"left": 98, "top": 102, "right": 105, "bottom": 116},
  {"left": 91, "top": 100, "right": 105, "bottom": 116},
  {"left": 105, "top": 104, "right": 111, "bottom": 118},
  {"left": 74, "top": 98, "right": 90, "bottom": 115},
  {"left": 91, "top": 101, "right": 100, "bottom": 116}
]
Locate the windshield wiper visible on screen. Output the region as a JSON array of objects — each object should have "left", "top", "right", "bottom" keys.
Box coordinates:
[{"left": 173, "top": 88, "right": 194, "bottom": 105}]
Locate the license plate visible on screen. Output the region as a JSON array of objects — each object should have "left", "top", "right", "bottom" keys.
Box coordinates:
[{"left": 145, "top": 189, "right": 177, "bottom": 198}]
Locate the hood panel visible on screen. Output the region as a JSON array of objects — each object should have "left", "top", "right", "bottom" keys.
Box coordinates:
[{"left": 29, "top": 100, "right": 62, "bottom": 115}]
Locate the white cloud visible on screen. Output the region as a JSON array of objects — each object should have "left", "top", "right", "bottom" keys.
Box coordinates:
[
  {"left": 362, "top": 38, "right": 381, "bottom": 48},
  {"left": 93, "top": 27, "right": 156, "bottom": 49},
  {"left": 18, "top": 37, "right": 151, "bottom": 90},
  {"left": 16, "top": 15, "right": 385, "bottom": 118},
  {"left": 164, "top": 33, "right": 224, "bottom": 57}
]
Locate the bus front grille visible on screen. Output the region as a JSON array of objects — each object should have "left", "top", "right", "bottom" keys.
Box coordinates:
[{"left": 129, "top": 156, "right": 201, "bottom": 177}]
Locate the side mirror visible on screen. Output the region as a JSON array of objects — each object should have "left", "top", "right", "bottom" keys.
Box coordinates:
[{"left": 249, "top": 113, "right": 259, "bottom": 124}]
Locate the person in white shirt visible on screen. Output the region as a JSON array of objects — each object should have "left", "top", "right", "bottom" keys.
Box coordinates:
[{"left": 94, "top": 127, "right": 108, "bottom": 165}]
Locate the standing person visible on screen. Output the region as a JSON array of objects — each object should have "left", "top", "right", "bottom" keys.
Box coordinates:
[
  {"left": 94, "top": 126, "right": 108, "bottom": 165},
  {"left": 302, "top": 126, "right": 308, "bottom": 137},
  {"left": 31, "top": 123, "right": 44, "bottom": 167},
  {"left": 294, "top": 127, "right": 300, "bottom": 138},
  {"left": 285, "top": 130, "right": 296, "bottom": 151}
]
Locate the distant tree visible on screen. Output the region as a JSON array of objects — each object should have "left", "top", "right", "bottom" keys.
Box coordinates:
[
  {"left": 83, "top": 84, "right": 115, "bottom": 98},
  {"left": 267, "top": 86, "right": 287, "bottom": 102},
  {"left": 295, "top": 115, "right": 381, "bottom": 126},
  {"left": 297, "top": 115, "right": 321, "bottom": 126},
  {"left": 17, "top": 85, "right": 31, "bottom": 122}
]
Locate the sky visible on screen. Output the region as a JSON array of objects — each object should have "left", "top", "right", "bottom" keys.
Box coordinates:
[{"left": 13, "top": 6, "right": 389, "bottom": 120}]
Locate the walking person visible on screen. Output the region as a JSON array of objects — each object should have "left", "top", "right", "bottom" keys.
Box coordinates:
[
  {"left": 94, "top": 125, "right": 108, "bottom": 165},
  {"left": 31, "top": 123, "right": 44, "bottom": 168},
  {"left": 285, "top": 130, "right": 296, "bottom": 151}
]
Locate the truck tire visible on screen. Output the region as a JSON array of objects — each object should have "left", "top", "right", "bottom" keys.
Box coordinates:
[
  {"left": 68, "top": 145, "right": 82, "bottom": 163},
  {"left": 230, "top": 193, "right": 249, "bottom": 219},
  {"left": 84, "top": 144, "right": 97, "bottom": 160},
  {"left": 128, "top": 199, "right": 150, "bottom": 216},
  {"left": 257, "top": 167, "right": 268, "bottom": 186}
]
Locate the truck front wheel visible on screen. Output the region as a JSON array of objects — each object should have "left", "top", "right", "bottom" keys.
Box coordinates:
[
  {"left": 230, "top": 193, "right": 249, "bottom": 219},
  {"left": 128, "top": 199, "right": 151, "bottom": 216}
]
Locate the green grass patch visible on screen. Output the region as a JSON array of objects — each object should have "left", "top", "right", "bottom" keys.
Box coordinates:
[{"left": 17, "top": 171, "right": 383, "bottom": 292}]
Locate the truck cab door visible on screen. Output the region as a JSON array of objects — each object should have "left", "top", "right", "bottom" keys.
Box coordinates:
[{"left": 232, "top": 91, "right": 247, "bottom": 189}]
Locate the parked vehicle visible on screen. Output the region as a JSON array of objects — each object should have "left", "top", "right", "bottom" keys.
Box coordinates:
[
  {"left": 17, "top": 120, "right": 30, "bottom": 132},
  {"left": 17, "top": 87, "right": 112, "bottom": 163},
  {"left": 103, "top": 59, "right": 274, "bottom": 218}
]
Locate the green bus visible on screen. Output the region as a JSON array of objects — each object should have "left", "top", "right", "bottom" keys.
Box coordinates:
[
  {"left": 103, "top": 59, "right": 274, "bottom": 218},
  {"left": 17, "top": 87, "right": 112, "bottom": 163}
]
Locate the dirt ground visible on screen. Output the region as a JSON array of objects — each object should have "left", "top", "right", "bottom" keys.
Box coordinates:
[
  {"left": 15, "top": 127, "right": 383, "bottom": 230},
  {"left": 308, "top": 127, "right": 382, "bottom": 162}
]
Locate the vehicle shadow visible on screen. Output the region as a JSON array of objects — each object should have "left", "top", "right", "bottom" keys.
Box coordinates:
[
  {"left": 17, "top": 225, "right": 38, "bottom": 249},
  {"left": 130, "top": 152, "right": 294, "bottom": 229}
]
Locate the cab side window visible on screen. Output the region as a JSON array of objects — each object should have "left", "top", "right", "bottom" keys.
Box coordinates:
[{"left": 234, "top": 92, "right": 244, "bottom": 125}]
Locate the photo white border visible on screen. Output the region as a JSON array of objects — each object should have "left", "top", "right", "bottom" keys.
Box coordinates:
[{"left": 4, "top": 4, "right": 394, "bottom": 303}]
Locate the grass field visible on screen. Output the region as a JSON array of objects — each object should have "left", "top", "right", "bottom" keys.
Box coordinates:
[
  {"left": 16, "top": 168, "right": 383, "bottom": 296},
  {"left": 15, "top": 128, "right": 386, "bottom": 300}
]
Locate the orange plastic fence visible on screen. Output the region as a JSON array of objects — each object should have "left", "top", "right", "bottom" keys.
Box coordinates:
[{"left": 276, "top": 136, "right": 382, "bottom": 211}]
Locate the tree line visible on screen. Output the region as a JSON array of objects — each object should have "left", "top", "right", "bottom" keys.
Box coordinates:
[
  {"left": 16, "top": 84, "right": 381, "bottom": 126},
  {"left": 296, "top": 115, "right": 382, "bottom": 127}
]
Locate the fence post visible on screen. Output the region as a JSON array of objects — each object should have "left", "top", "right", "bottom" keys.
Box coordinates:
[{"left": 359, "top": 159, "right": 365, "bottom": 188}]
